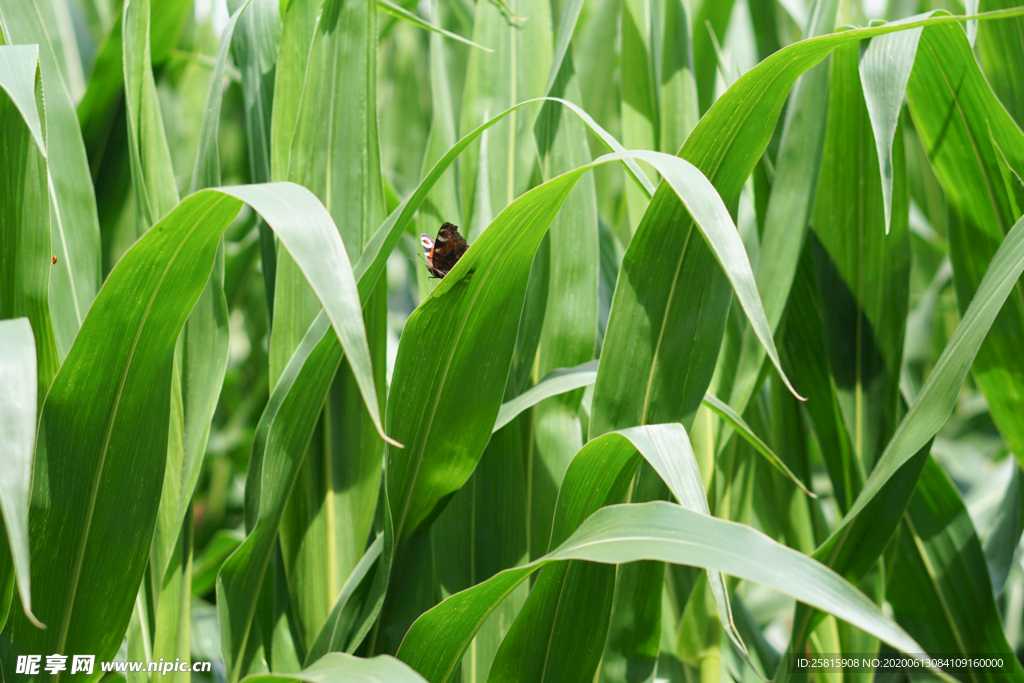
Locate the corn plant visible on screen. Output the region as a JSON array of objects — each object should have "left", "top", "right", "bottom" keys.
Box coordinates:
[{"left": 2, "top": 0, "right": 1024, "bottom": 681}]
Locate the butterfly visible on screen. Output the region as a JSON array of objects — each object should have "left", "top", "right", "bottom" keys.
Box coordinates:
[{"left": 420, "top": 222, "right": 469, "bottom": 279}]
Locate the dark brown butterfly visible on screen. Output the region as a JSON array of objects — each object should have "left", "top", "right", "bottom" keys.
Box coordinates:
[{"left": 420, "top": 222, "right": 469, "bottom": 279}]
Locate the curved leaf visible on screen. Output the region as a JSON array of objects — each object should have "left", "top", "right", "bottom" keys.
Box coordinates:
[
  {"left": 0, "top": 0, "right": 102, "bottom": 359},
  {"left": 814, "top": 212, "right": 1024, "bottom": 583},
  {"left": 493, "top": 360, "right": 598, "bottom": 432},
  {"left": 243, "top": 652, "right": 427, "bottom": 683},
  {"left": 386, "top": 147, "right": 796, "bottom": 548},
  {"left": 0, "top": 319, "right": 41, "bottom": 629},
  {"left": 0, "top": 182, "right": 389, "bottom": 681},
  {"left": 398, "top": 502, "right": 932, "bottom": 683},
  {"left": 376, "top": 0, "right": 491, "bottom": 52}
]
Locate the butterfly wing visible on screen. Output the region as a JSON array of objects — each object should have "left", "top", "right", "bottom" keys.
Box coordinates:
[
  {"left": 420, "top": 233, "right": 441, "bottom": 277},
  {"left": 421, "top": 223, "right": 468, "bottom": 279}
]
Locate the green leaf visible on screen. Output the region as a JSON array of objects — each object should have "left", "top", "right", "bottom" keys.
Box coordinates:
[
  {"left": 493, "top": 360, "right": 598, "bottom": 432},
  {"left": 458, "top": 0, "right": 552, "bottom": 232},
  {"left": 0, "top": 318, "right": 42, "bottom": 630},
  {"left": 860, "top": 19, "right": 922, "bottom": 234},
  {"left": 619, "top": 0, "right": 657, "bottom": 234},
  {"left": 658, "top": 0, "right": 699, "bottom": 156},
  {"left": 888, "top": 458, "right": 1024, "bottom": 680},
  {"left": 692, "top": 0, "right": 736, "bottom": 113},
  {"left": 0, "top": 0, "right": 102, "bottom": 360},
  {"left": 701, "top": 393, "right": 813, "bottom": 497},
  {"left": 722, "top": 0, "right": 837, "bottom": 420},
  {"left": 216, "top": 94, "right": 647, "bottom": 670},
  {"left": 386, "top": 146, "right": 797, "bottom": 550},
  {"left": 0, "top": 44, "right": 57, "bottom": 405},
  {"left": 268, "top": 0, "right": 391, "bottom": 664},
  {"left": 227, "top": 0, "right": 281, "bottom": 315},
  {"left": 903, "top": 17, "right": 1024, "bottom": 465},
  {"left": 812, "top": 37, "right": 910, "bottom": 475},
  {"left": 530, "top": 51, "right": 599, "bottom": 560},
  {"left": 428, "top": 423, "right": 529, "bottom": 682},
  {"left": 304, "top": 535, "right": 385, "bottom": 663},
  {"left": 242, "top": 652, "right": 428, "bottom": 683},
  {"left": 122, "top": 0, "right": 179, "bottom": 231},
  {"left": 385, "top": 164, "right": 584, "bottom": 548},
  {"left": 398, "top": 502, "right": 932, "bottom": 683},
  {"left": 814, "top": 210, "right": 1024, "bottom": 590},
  {"left": 376, "top": 0, "right": 491, "bottom": 52},
  {"left": 0, "top": 182, "right": 388, "bottom": 681},
  {"left": 977, "top": 0, "right": 1024, "bottom": 127}
]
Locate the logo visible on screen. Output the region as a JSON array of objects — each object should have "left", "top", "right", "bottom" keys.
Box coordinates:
[{"left": 420, "top": 222, "right": 468, "bottom": 279}]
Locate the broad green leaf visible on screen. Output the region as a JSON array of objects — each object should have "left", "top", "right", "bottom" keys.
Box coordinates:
[
  {"left": 977, "top": 0, "right": 1024, "bottom": 128},
  {"left": 493, "top": 360, "right": 598, "bottom": 432},
  {"left": 888, "top": 458, "right": 1024, "bottom": 680},
  {"left": 812, "top": 38, "right": 910, "bottom": 476},
  {"left": 491, "top": 423, "right": 750, "bottom": 683},
  {"left": 0, "top": 44, "right": 56, "bottom": 405},
  {"left": 398, "top": 502, "right": 932, "bottom": 683},
  {"left": 722, "top": 0, "right": 838, "bottom": 423},
  {"left": 269, "top": 0, "right": 390, "bottom": 662},
  {"left": 692, "top": 0, "right": 736, "bottom": 113},
  {"left": 530, "top": 50, "right": 599, "bottom": 560},
  {"left": 122, "top": 0, "right": 179, "bottom": 231},
  {"left": 458, "top": 0, "right": 551, "bottom": 232},
  {"left": 429, "top": 423, "right": 528, "bottom": 682},
  {"left": 385, "top": 163, "right": 585, "bottom": 548},
  {"left": 903, "top": 18, "right": 1024, "bottom": 465},
  {"left": 0, "top": 319, "right": 42, "bottom": 630},
  {"left": 619, "top": 0, "right": 656, "bottom": 233},
  {"left": 813, "top": 211, "right": 1024, "bottom": 602},
  {"left": 243, "top": 652, "right": 428, "bottom": 683},
  {"left": 0, "top": 0, "right": 102, "bottom": 360},
  {"left": 860, "top": 19, "right": 922, "bottom": 234},
  {"left": 0, "top": 182, "right": 388, "bottom": 683},
  {"left": 658, "top": 0, "right": 699, "bottom": 156},
  {"left": 592, "top": 146, "right": 802, "bottom": 443},
  {"left": 386, "top": 146, "right": 798, "bottom": 551},
  {"left": 304, "top": 534, "right": 384, "bottom": 663},
  {"left": 227, "top": 0, "right": 281, "bottom": 315},
  {"left": 215, "top": 95, "right": 648, "bottom": 669}
]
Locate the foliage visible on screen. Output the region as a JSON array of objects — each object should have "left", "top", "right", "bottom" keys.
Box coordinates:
[{"left": 2, "top": 0, "right": 1024, "bottom": 682}]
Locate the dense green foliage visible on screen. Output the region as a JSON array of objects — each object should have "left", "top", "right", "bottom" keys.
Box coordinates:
[{"left": 2, "top": 0, "right": 1024, "bottom": 681}]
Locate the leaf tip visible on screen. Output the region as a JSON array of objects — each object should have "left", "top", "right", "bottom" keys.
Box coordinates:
[
  {"left": 26, "top": 610, "right": 46, "bottom": 630},
  {"left": 384, "top": 434, "right": 405, "bottom": 449}
]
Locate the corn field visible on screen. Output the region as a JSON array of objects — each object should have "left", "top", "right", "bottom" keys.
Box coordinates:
[{"left": 2, "top": 0, "right": 1024, "bottom": 680}]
